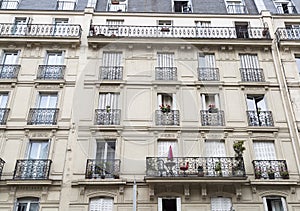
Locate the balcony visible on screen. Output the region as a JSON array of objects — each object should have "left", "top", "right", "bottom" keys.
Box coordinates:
[
  {"left": 37, "top": 65, "right": 65, "bottom": 80},
  {"left": 13, "top": 159, "right": 52, "bottom": 180},
  {"left": 252, "top": 160, "right": 289, "bottom": 179},
  {"left": 0, "top": 64, "right": 20, "bottom": 79},
  {"left": 155, "top": 110, "right": 180, "bottom": 126},
  {"left": 155, "top": 67, "right": 177, "bottom": 80},
  {"left": 240, "top": 68, "right": 265, "bottom": 82},
  {"left": 100, "top": 66, "right": 123, "bottom": 80},
  {"left": 85, "top": 159, "right": 121, "bottom": 179},
  {"left": 247, "top": 111, "right": 274, "bottom": 127},
  {"left": 0, "top": 108, "right": 9, "bottom": 124},
  {"left": 89, "top": 25, "right": 269, "bottom": 40},
  {"left": 56, "top": 1, "right": 76, "bottom": 10},
  {"left": 276, "top": 5, "right": 297, "bottom": 14},
  {"left": 0, "top": 23, "right": 81, "bottom": 38},
  {"left": 0, "top": 158, "right": 5, "bottom": 179},
  {"left": 146, "top": 157, "right": 245, "bottom": 178},
  {"left": 198, "top": 67, "right": 219, "bottom": 81},
  {"left": 227, "top": 5, "right": 247, "bottom": 14},
  {"left": 276, "top": 28, "right": 300, "bottom": 41},
  {"left": 0, "top": 0, "right": 19, "bottom": 9},
  {"left": 27, "top": 108, "right": 59, "bottom": 125},
  {"left": 200, "top": 110, "right": 225, "bottom": 126},
  {"left": 95, "top": 109, "right": 121, "bottom": 125}
]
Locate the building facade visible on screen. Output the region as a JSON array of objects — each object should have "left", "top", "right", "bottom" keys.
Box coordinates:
[{"left": 0, "top": 0, "right": 300, "bottom": 210}]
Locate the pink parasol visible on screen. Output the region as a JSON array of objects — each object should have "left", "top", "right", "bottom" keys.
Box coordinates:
[{"left": 167, "top": 145, "right": 174, "bottom": 161}]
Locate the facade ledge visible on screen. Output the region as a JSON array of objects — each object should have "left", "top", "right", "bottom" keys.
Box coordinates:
[
  {"left": 145, "top": 176, "right": 248, "bottom": 183},
  {"left": 90, "top": 126, "right": 124, "bottom": 131},
  {"left": 34, "top": 79, "right": 66, "bottom": 87},
  {"left": 149, "top": 126, "right": 181, "bottom": 131},
  {"left": 194, "top": 81, "right": 224, "bottom": 86},
  {"left": 71, "top": 179, "right": 126, "bottom": 186},
  {"left": 24, "top": 125, "right": 59, "bottom": 130},
  {"left": 152, "top": 80, "right": 181, "bottom": 86},
  {"left": 4, "top": 179, "right": 61, "bottom": 186},
  {"left": 238, "top": 81, "right": 270, "bottom": 86},
  {"left": 84, "top": 80, "right": 126, "bottom": 86},
  {"left": 0, "top": 38, "right": 81, "bottom": 45},
  {"left": 277, "top": 41, "right": 300, "bottom": 47},
  {"left": 250, "top": 179, "right": 298, "bottom": 185},
  {"left": 199, "top": 127, "right": 234, "bottom": 132},
  {"left": 246, "top": 127, "right": 279, "bottom": 132}
]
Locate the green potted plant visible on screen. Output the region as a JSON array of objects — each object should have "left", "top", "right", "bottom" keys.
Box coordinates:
[
  {"left": 106, "top": 105, "right": 111, "bottom": 113},
  {"left": 197, "top": 165, "right": 204, "bottom": 177},
  {"left": 268, "top": 168, "right": 275, "bottom": 179},
  {"left": 233, "top": 140, "right": 245, "bottom": 176},
  {"left": 255, "top": 168, "right": 262, "bottom": 179},
  {"left": 215, "top": 161, "right": 222, "bottom": 176},
  {"left": 208, "top": 104, "right": 218, "bottom": 113},
  {"left": 159, "top": 104, "right": 171, "bottom": 113},
  {"left": 280, "top": 170, "right": 289, "bottom": 179}
]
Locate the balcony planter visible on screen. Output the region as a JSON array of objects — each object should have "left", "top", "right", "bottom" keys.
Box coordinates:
[
  {"left": 215, "top": 162, "right": 222, "bottom": 176},
  {"left": 113, "top": 174, "right": 120, "bottom": 179},
  {"left": 255, "top": 171, "right": 262, "bottom": 179},
  {"left": 101, "top": 175, "right": 105, "bottom": 179},
  {"left": 268, "top": 169, "right": 275, "bottom": 179},
  {"left": 280, "top": 171, "right": 289, "bottom": 179},
  {"left": 160, "top": 104, "right": 171, "bottom": 113},
  {"left": 197, "top": 166, "right": 204, "bottom": 177},
  {"left": 106, "top": 105, "right": 111, "bottom": 113},
  {"left": 208, "top": 104, "right": 218, "bottom": 113}
]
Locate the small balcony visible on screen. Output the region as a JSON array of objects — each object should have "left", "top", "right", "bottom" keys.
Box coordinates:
[
  {"left": 0, "top": 23, "right": 81, "bottom": 38},
  {"left": 247, "top": 111, "right": 274, "bottom": 127},
  {"left": 198, "top": 67, "right": 219, "bottom": 81},
  {"left": 240, "top": 68, "right": 265, "bottom": 82},
  {"left": 155, "top": 67, "right": 177, "bottom": 80},
  {"left": 0, "top": 108, "right": 9, "bottom": 125},
  {"left": 146, "top": 157, "right": 246, "bottom": 178},
  {"left": 100, "top": 66, "right": 123, "bottom": 80},
  {"left": 13, "top": 159, "right": 52, "bottom": 180},
  {"left": 37, "top": 65, "right": 65, "bottom": 80},
  {"left": 0, "top": 158, "right": 5, "bottom": 179},
  {"left": 95, "top": 109, "right": 121, "bottom": 125},
  {"left": 200, "top": 110, "right": 225, "bottom": 126},
  {"left": 276, "top": 28, "right": 300, "bottom": 41},
  {"left": 85, "top": 159, "right": 121, "bottom": 179},
  {"left": 155, "top": 110, "right": 180, "bottom": 126},
  {"left": 276, "top": 5, "right": 297, "bottom": 14},
  {"left": 27, "top": 108, "right": 59, "bottom": 125},
  {"left": 0, "top": 0, "right": 19, "bottom": 9},
  {"left": 252, "top": 160, "right": 289, "bottom": 179},
  {"left": 227, "top": 5, "right": 247, "bottom": 14},
  {"left": 0, "top": 64, "right": 20, "bottom": 79},
  {"left": 56, "top": 1, "right": 76, "bottom": 10},
  {"left": 90, "top": 25, "right": 269, "bottom": 39}
]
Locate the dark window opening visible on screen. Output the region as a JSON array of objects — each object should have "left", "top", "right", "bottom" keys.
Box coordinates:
[
  {"left": 174, "top": 1, "right": 190, "bottom": 13},
  {"left": 235, "top": 22, "right": 249, "bottom": 38},
  {"left": 162, "top": 199, "right": 177, "bottom": 211}
]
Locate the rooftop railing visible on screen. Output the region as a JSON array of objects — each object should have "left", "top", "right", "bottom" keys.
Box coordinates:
[
  {"left": 227, "top": 5, "right": 247, "bottom": 14},
  {"left": 276, "top": 28, "right": 300, "bottom": 41},
  {"left": 13, "top": 159, "right": 52, "bottom": 180}
]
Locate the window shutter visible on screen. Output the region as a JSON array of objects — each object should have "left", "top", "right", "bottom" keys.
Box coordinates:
[
  {"left": 205, "top": 140, "right": 226, "bottom": 157},
  {"left": 211, "top": 197, "right": 232, "bottom": 211},
  {"left": 89, "top": 198, "right": 113, "bottom": 211},
  {"left": 253, "top": 141, "right": 276, "bottom": 160}
]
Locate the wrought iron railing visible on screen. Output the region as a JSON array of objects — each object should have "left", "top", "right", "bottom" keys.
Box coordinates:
[
  {"left": 56, "top": 1, "right": 76, "bottom": 10},
  {"left": 0, "top": 64, "right": 20, "bottom": 79},
  {"left": 13, "top": 159, "right": 52, "bottom": 180},
  {"left": 240, "top": 68, "right": 265, "bottom": 82},
  {"left": 107, "top": 3, "right": 127, "bottom": 12},
  {"left": 85, "top": 159, "right": 121, "bottom": 179},
  {"left": 146, "top": 157, "right": 245, "bottom": 177},
  {"left": 0, "top": 108, "right": 9, "bottom": 125},
  {"left": 0, "top": 158, "right": 5, "bottom": 179},
  {"left": 0, "top": 0, "right": 19, "bottom": 9},
  {"left": 247, "top": 110, "right": 274, "bottom": 126},
  {"left": 95, "top": 109, "right": 121, "bottom": 125},
  {"left": 155, "top": 110, "right": 180, "bottom": 126},
  {"left": 0, "top": 23, "right": 81, "bottom": 38},
  {"left": 252, "top": 160, "right": 289, "bottom": 179},
  {"left": 200, "top": 110, "right": 225, "bottom": 126},
  {"left": 100, "top": 66, "right": 123, "bottom": 80},
  {"left": 198, "top": 67, "right": 219, "bottom": 81},
  {"left": 37, "top": 65, "right": 65, "bottom": 80},
  {"left": 276, "top": 5, "right": 297, "bottom": 14},
  {"left": 27, "top": 108, "right": 59, "bottom": 125},
  {"left": 276, "top": 28, "right": 300, "bottom": 41},
  {"left": 90, "top": 25, "right": 269, "bottom": 39},
  {"left": 227, "top": 5, "right": 247, "bottom": 14},
  {"left": 155, "top": 67, "right": 177, "bottom": 80}
]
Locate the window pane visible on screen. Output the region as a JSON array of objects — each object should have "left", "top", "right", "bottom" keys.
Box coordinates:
[
  {"left": 29, "top": 203, "right": 39, "bottom": 211},
  {"left": 211, "top": 197, "right": 232, "bottom": 211},
  {"left": 205, "top": 140, "right": 226, "bottom": 157},
  {"left": 90, "top": 198, "right": 113, "bottom": 211},
  {"left": 158, "top": 140, "right": 177, "bottom": 157},
  {"left": 253, "top": 141, "right": 276, "bottom": 160}
]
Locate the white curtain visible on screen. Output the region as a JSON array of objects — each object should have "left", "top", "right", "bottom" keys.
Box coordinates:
[
  {"left": 205, "top": 140, "right": 226, "bottom": 157},
  {"left": 240, "top": 54, "right": 259, "bottom": 69},
  {"left": 2, "top": 51, "right": 18, "bottom": 64},
  {"left": 198, "top": 54, "right": 216, "bottom": 68},
  {"left": 98, "top": 93, "right": 119, "bottom": 109},
  {"left": 158, "top": 140, "right": 178, "bottom": 157},
  {"left": 46, "top": 52, "right": 64, "bottom": 65},
  {"left": 157, "top": 53, "right": 174, "bottom": 67},
  {"left": 27, "top": 141, "right": 49, "bottom": 159},
  {"left": 253, "top": 141, "right": 276, "bottom": 160},
  {"left": 102, "top": 52, "right": 122, "bottom": 67},
  {"left": 37, "top": 94, "right": 58, "bottom": 108}
]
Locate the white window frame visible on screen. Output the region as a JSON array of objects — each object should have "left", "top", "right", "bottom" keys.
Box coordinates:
[
  {"left": 211, "top": 197, "right": 232, "bottom": 211},
  {"left": 102, "top": 52, "right": 122, "bottom": 67},
  {"left": 157, "top": 52, "right": 175, "bottom": 67},
  {"left": 27, "top": 140, "right": 50, "bottom": 159},
  {"left": 273, "top": 0, "right": 295, "bottom": 14},
  {"left": 246, "top": 95, "right": 267, "bottom": 112},
  {"left": 201, "top": 94, "right": 220, "bottom": 110},
  {"left": 225, "top": 0, "right": 246, "bottom": 13},
  {"left": 98, "top": 93, "right": 119, "bottom": 109},
  {"left": 239, "top": 54, "right": 260, "bottom": 69},
  {"left": 263, "top": 196, "right": 287, "bottom": 211},
  {"left": 253, "top": 141, "right": 276, "bottom": 160},
  {"left": 95, "top": 139, "right": 116, "bottom": 160},
  {"left": 89, "top": 197, "right": 114, "bottom": 211},
  {"left": 15, "top": 197, "right": 39, "bottom": 211},
  {"left": 0, "top": 93, "right": 8, "bottom": 108},
  {"left": 37, "top": 93, "right": 58, "bottom": 108},
  {"left": 199, "top": 53, "right": 216, "bottom": 68},
  {"left": 45, "top": 51, "right": 64, "bottom": 65},
  {"left": 158, "top": 197, "right": 181, "bottom": 211},
  {"left": 87, "top": 0, "right": 97, "bottom": 8},
  {"left": 157, "top": 93, "right": 176, "bottom": 110},
  {"left": 1, "top": 51, "right": 19, "bottom": 65},
  {"left": 295, "top": 55, "right": 300, "bottom": 74},
  {"left": 107, "top": 0, "right": 127, "bottom": 12},
  {"left": 57, "top": 0, "right": 77, "bottom": 10}
]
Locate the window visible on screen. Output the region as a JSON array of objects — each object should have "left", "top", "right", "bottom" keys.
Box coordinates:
[
  {"left": 205, "top": 140, "right": 226, "bottom": 176},
  {"left": 45, "top": 51, "right": 64, "bottom": 65},
  {"left": 1, "top": 0, "right": 19, "bottom": 9},
  {"left": 211, "top": 197, "right": 232, "bottom": 211},
  {"left": 239, "top": 54, "right": 264, "bottom": 82},
  {"left": 0, "top": 93, "right": 8, "bottom": 124},
  {"left": 263, "top": 196, "right": 287, "bottom": 211},
  {"left": 247, "top": 95, "right": 267, "bottom": 112},
  {"left": 158, "top": 20, "right": 172, "bottom": 27},
  {"left": 57, "top": 0, "right": 76, "bottom": 10},
  {"left": 226, "top": 0, "right": 246, "bottom": 14},
  {"left": 27, "top": 140, "right": 49, "bottom": 159},
  {"left": 1, "top": 51, "right": 19, "bottom": 79},
  {"left": 173, "top": 0, "right": 191, "bottom": 13},
  {"left": 107, "top": 0, "right": 127, "bottom": 12},
  {"left": 156, "top": 53, "right": 176, "bottom": 80},
  {"left": 89, "top": 197, "right": 114, "bottom": 211},
  {"left": 96, "top": 140, "right": 116, "bottom": 160},
  {"left": 235, "top": 22, "right": 249, "bottom": 38},
  {"left": 201, "top": 94, "right": 220, "bottom": 110},
  {"left": 157, "top": 52, "right": 174, "bottom": 67},
  {"left": 195, "top": 21, "right": 211, "bottom": 27},
  {"left": 0, "top": 93, "right": 8, "bottom": 108},
  {"left": 199, "top": 53, "right": 216, "bottom": 68},
  {"left": 1, "top": 51, "right": 18, "bottom": 65},
  {"left": 295, "top": 56, "right": 300, "bottom": 74},
  {"left": 253, "top": 141, "right": 276, "bottom": 160},
  {"left": 157, "top": 93, "right": 176, "bottom": 110},
  {"left": 98, "top": 93, "right": 119, "bottom": 109},
  {"left": 274, "top": 0, "right": 296, "bottom": 14},
  {"left": 205, "top": 140, "right": 226, "bottom": 157},
  {"left": 102, "top": 52, "right": 122, "bottom": 67},
  {"left": 87, "top": 0, "right": 97, "bottom": 8},
  {"left": 158, "top": 197, "right": 181, "bottom": 211},
  {"left": 198, "top": 53, "right": 218, "bottom": 81},
  {"left": 15, "top": 197, "right": 39, "bottom": 211},
  {"left": 101, "top": 52, "right": 122, "bottom": 80},
  {"left": 37, "top": 93, "right": 58, "bottom": 108},
  {"left": 158, "top": 140, "right": 178, "bottom": 157}
]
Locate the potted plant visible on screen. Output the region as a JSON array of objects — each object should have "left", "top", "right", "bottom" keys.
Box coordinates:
[
  {"left": 197, "top": 165, "right": 204, "bottom": 177},
  {"left": 215, "top": 161, "right": 222, "bottom": 176},
  {"left": 255, "top": 168, "right": 262, "bottom": 179},
  {"left": 113, "top": 173, "right": 120, "bottom": 179},
  {"left": 280, "top": 170, "right": 289, "bottom": 179},
  {"left": 208, "top": 104, "right": 218, "bottom": 113},
  {"left": 233, "top": 140, "right": 246, "bottom": 157},
  {"left": 106, "top": 105, "right": 111, "bottom": 113},
  {"left": 159, "top": 104, "right": 171, "bottom": 113},
  {"left": 268, "top": 168, "right": 275, "bottom": 179},
  {"left": 233, "top": 140, "right": 245, "bottom": 176}
]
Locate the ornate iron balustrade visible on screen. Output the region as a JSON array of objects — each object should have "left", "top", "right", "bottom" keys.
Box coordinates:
[
  {"left": 85, "top": 159, "right": 121, "bottom": 179},
  {"left": 0, "top": 108, "right": 9, "bottom": 125},
  {"left": 0, "top": 64, "right": 20, "bottom": 79},
  {"left": 0, "top": 23, "right": 81, "bottom": 38},
  {"left": 90, "top": 25, "right": 269, "bottom": 39},
  {"left": 0, "top": 0, "right": 19, "bottom": 9},
  {"left": 56, "top": 1, "right": 76, "bottom": 10},
  {"left": 95, "top": 109, "right": 121, "bottom": 125},
  {"left": 13, "top": 159, "right": 52, "bottom": 180},
  {"left": 0, "top": 158, "right": 5, "bottom": 179},
  {"left": 155, "top": 110, "right": 180, "bottom": 126},
  {"left": 100, "top": 66, "right": 123, "bottom": 80},
  {"left": 37, "top": 65, "right": 65, "bottom": 80},
  {"left": 200, "top": 110, "right": 225, "bottom": 126},
  {"left": 240, "top": 68, "right": 265, "bottom": 82},
  {"left": 155, "top": 67, "right": 177, "bottom": 80},
  {"left": 276, "top": 5, "right": 297, "bottom": 14},
  {"left": 27, "top": 108, "right": 59, "bottom": 125},
  {"left": 247, "top": 111, "right": 274, "bottom": 126},
  {"left": 146, "top": 157, "right": 245, "bottom": 177},
  {"left": 107, "top": 3, "right": 127, "bottom": 12},
  {"left": 227, "top": 5, "right": 247, "bottom": 14},
  {"left": 198, "top": 67, "right": 219, "bottom": 81},
  {"left": 252, "top": 160, "right": 289, "bottom": 179},
  {"left": 276, "top": 28, "right": 300, "bottom": 41}
]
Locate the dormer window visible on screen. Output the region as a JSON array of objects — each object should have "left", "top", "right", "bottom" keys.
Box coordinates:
[
  {"left": 173, "top": 0, "right": 192, "bottom": 13},
  {"left": 225, "top": 0, "right": 247, "bottom": 14},
  {"left": 107, "top": 0, "right": 127, "bottom": 12},
  {"left": 273, "top": 0, "right": 297, "bottom": 14}
]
